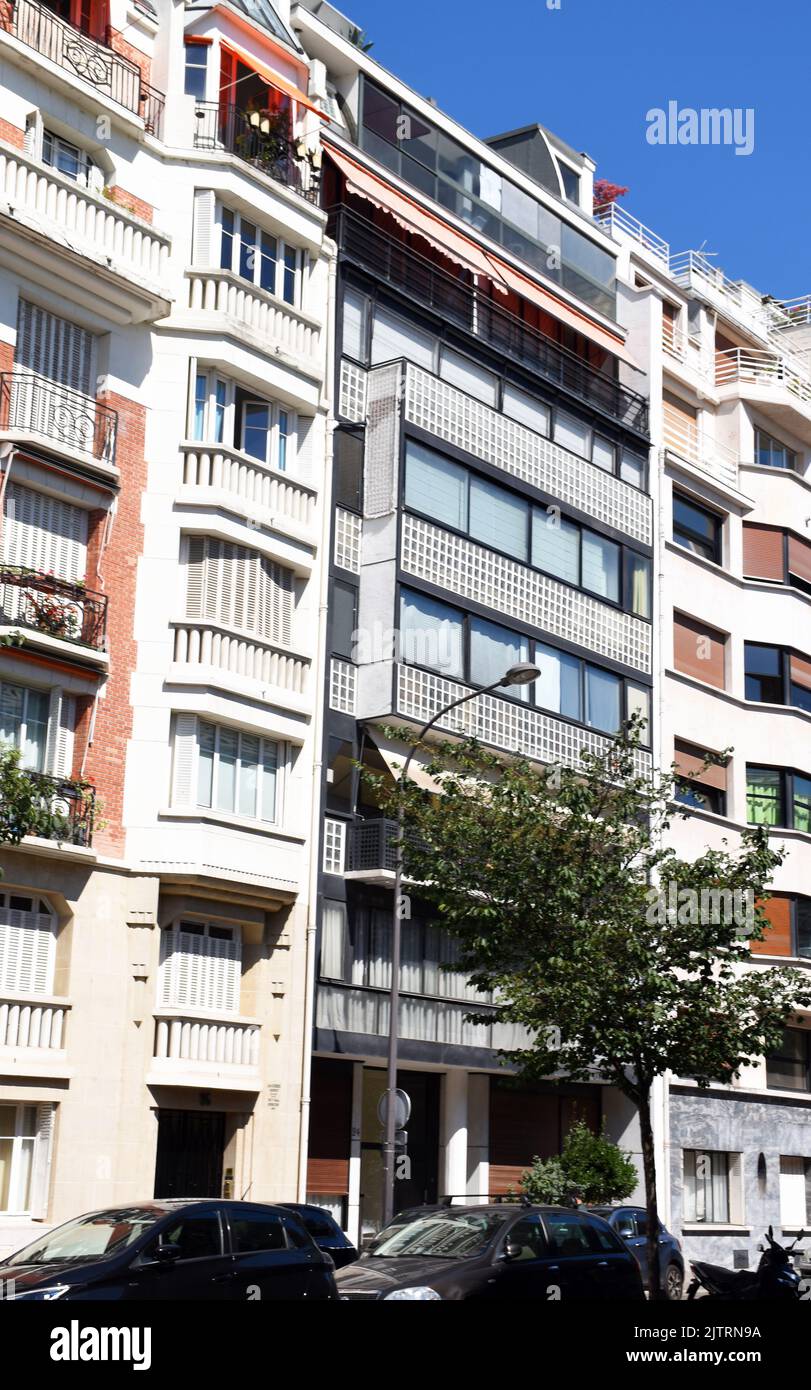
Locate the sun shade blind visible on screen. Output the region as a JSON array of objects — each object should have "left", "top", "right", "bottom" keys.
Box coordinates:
[
  {"left": 158, "top": 928, "right": 241, "bottom": 1012},
  {"left": 186, "top": 537, "right": 293, "bottom": 645},
  {"left": 16, "top": 300, "right": 93, "bottom": 393},
  {"left": 673, "top": 612, "right": 726, "bottom": 689},
  {"left": 742, "top": 525, "right": 785, "bottom": 581}
]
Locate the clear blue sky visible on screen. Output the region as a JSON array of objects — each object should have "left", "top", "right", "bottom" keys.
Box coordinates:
[{"left": 340, "top": 0, "right": 810, "bottom": 298}]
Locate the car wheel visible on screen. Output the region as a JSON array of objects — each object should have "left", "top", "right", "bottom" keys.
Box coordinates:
[{"left": 664, "top": 1263, "right": 683, "bottom": 1300}]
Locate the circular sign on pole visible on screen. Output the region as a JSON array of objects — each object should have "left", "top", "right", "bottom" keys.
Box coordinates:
[{"left": 377, "top": 1088, "right": 411, "bottom": 1131}]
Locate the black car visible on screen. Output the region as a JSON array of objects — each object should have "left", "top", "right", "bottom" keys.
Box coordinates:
[
  {"left": 280, "top": 1203, "right": 359, "bottom": 1268},
  {"left": 336, "top": 1203, "right": 645, "bottom": 1300},
  {"left": 586, "top": 1205, "right": 684, "bottom": 1300},
  {"left": 0, "top": 1200, "right": 339, "bottom": 1301}
]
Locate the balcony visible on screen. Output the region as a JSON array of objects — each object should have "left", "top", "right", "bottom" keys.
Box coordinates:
[
  {"left": 1, "top": 0, "right": 165, "bottom": 136},
  {"left": 149, "top": 1010, "right": 261, "bottom": 1091},
  {"left": 316, "top": 983, "right": 532, "bottom": 1053},
  {"left": 180, "top": 442, "right": 318, "bottom": 540},
  {"left": 170, "top": 621, "right": 311, "bottom": 705},
  {"left": 0, "top": 991, "right": 70, "bottom": 1076},
  {"left": 593, "top": 202, "right": 670, "bottom": 267},
  {"left": 0, "top": 145, "right": 172, "bottom": 323},
  {"left": 331, "top": 207, "right": 649, "bottom": 435},
  {"left": 0, "top": 370, "right": 116, "bottom": 467},
  {"left": 715, "top": 347, "right": 811, "bottom": 434},
  {"left": 348, "top": 818, "right": 398, "bottom": 875},
  {"left": 23, "top": 771, "right": 96, "bottom": 848},
  {"left": 192, "top": 104, "right": 320, "bottom": 205},
  {"left": 670, "top": 252, "right": 787, "bottom": 343},
  {"left": 661, "top": 402, "right": 739, "bottom": 488},
  {"left": 0, "top": 566, "right": 107, "bottom": 657},
  {"left": 185, "top": 272, "right": 324, "bottom": 384}
]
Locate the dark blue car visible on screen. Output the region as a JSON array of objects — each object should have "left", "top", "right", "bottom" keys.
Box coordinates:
[{"left": 586, "top": 1205, "right": 684, "bottom": 1299}]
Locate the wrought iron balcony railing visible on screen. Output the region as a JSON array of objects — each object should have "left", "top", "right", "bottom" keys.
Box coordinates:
[
  {"left": 330, "top": 206, "right": 649, "bottom": 435},
  {"left": 0, "top": 370, "right": 117, "bottom": 465},
  {"left": 1, "top": 0, "right": 165, "bottom": 136},
  {"left": 193, "top": 103, "right": 320, "bottom": 205},
  {"left": 23, "top": 771, "right": 95, "bottom": 848},
  {"left": 0, "top": 567, "right": 107, "bottom": 651}
]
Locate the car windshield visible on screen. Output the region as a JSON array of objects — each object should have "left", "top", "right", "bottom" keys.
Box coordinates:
[
  {"left": 371, "top": 1212, "right": 509, "bottom": 1259},
  {"left": 6, "top": 1209, "right": 162, "bottom": 1264}
]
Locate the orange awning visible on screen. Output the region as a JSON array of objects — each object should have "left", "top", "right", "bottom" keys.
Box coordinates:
[
  {"left": 327, "top": 143, "right": 638, "bottom": 364},
  {"left": 220, "top": 40, "right": 328, "bottom": 119}
]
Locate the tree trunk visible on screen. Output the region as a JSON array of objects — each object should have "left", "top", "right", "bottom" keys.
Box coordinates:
[{"left": 637, "top": 1084, "right": 663, "bottom": 1300}]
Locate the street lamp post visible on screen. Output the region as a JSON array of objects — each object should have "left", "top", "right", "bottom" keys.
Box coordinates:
[{"left": 381, "top": 662, "right": 540, "bottom": 1227}]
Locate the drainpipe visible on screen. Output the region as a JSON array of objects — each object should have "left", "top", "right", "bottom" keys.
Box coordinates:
[
  {"left": 0, "top": 442, "right": 15, "bottom": 554},
  {"left": 80, "top": 497, "right": 117, "bottom": 779},
  {"left": 297, "top": 235, "right": 338, "bottom": 1201}
]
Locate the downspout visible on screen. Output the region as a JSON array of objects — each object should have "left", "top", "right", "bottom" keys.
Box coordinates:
[
  {"left": 80, "top": 497, "right": 117, "bottom": 779},
  {"left": 297, "top": 234, "right": 338, "bottom": 1200},
  {"left": 0, "top": 443, "right": 16, "bottom": 554}
]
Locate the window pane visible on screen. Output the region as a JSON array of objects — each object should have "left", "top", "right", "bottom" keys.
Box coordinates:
[
  {"left": 278, "top": 411, "right": 289, "bottom": 472},
  {"left": 214, "top": 380, "right": 226, "bottom": 444},
  {"left": 0, "top": 683, "right": 24, "bottom": 751},
  {"left": 400, "top": 590, "right": 463, "bottom": 679},
  {"left": 747, "top": 768, "right": 783, "bottom": 826},
  {"left": 469, "top": 476, "right": 528, "bottom": 561},
  {"left": 242, "top": 402, "right": 271, "bottom": 461},
  {"left": 532, "top": 512, "right": 579, "bottom": 584},
  {"left": 260, "top": 233, "right": 277, "bottom": 293},
  {"left": 582, "top": 531, "right": 620, "bottom": 602},
  {"left": 22, "top": 690, "right": 48, "bottom": 772},
  {"left": 216, "top": 728, "right": 238, "bottom": 812},
  {"left": 238, "top": 734, "right": 259, "bottom": 818},
  {"left": 439, "top": 348, "right": 498, "bottom": 406},
  {"left": 342, "top": 288, "right": 367, "bottom": 360},
  {"left": 502, "top": 385, "right": 550, "bottom": 437},
  {"left": 262, "top": 742, "right": 278, "bottom": 823},
  {"left": 404, "top": 441, "right": 468, "bottom": 531},
  {"left": 553, "top": 410, "right": 590, "bottom": 457},
  {"left": 239, "top": 221, "right": 257, "bottom": 281},
  {"left": 620, "top": 450, "right": 646, "bottom": 488},
  {"left": 194, "top": 373, "right": 207, "bottom": 440},
  {"left": 535, "top": 643, "right": 581, "bottom": 720},
  {"left": 585, "top": 665, "right": 621, "bottom": 733},
  {"left": 197, "top": 721, "right": 216, "bottom": 808},
  {"left": 794, "top": 775, "right": 811, "bottom": 834},
  {"left": 184, "top": 44, "right": 208, "bottom": 99},
  {"left": 625, "top": 552, "right": 651, "bottom": 618},
  {"left": 371, "top": 306, "right": 435, "bottom": 370},
  {"left": 230, "top": 1213, "right": 285, "bottom": 1253},
  {"left": 220, "top": 207, "right": 235, "bottom": 271},
  {"left": 283, "top": 245, "right": 297, "bottom": 305},
  {"left": 626, "top": 684, "right": 650, "bottom": 742},
  {"left": 592, "top": 436, "right": 615, "bottom": 473},
  {"left": 469, "top": 618, "right": 529, "bottom": 697}
]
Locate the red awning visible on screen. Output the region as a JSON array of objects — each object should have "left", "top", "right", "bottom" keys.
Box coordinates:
[
  {"left": 220, "top": 40, "right": 328, "bottom": 119},
  {"left": 488, "top": 257, "right": 638, "bottom": 366}
]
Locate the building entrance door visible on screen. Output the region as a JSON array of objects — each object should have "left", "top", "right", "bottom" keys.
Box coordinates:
[
  {"left": 154, "top": 1109, "right": 226, "bottom": 1199},
  {"left": 359, "top": 1069, "right": 440, "bottom": 1241}
]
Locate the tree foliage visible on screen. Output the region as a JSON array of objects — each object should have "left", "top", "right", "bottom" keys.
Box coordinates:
[
  {"left": 0, "top": 745, "right": 61, "bottom": 856},
  {"left": 521, "top": 1121, "right": 638, "bottom": 1206}
]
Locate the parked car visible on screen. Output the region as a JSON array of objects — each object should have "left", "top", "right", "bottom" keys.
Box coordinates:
[
  {"left": 0, "top": 1200, "right": 338, "bottom": 1301},
  {"left": 280, "top": 1203, "right": 358, "bottom": 1268},
  {"left": 336, "top": 1202, "right": 645, "bottom": 1300},
  {"left": 585, "top": 1205, "right": 684, "bottom": 1299}
]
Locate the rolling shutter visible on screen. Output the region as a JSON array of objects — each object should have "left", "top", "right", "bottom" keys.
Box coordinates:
[
  {"left": 16, "top": 300, "right": 93, "bottom": 393},
  {"left": 3, "top": 482, "right": 88, "bottom": 582},
  {"left": 742, "top": 525, "right": 785, "bottom": 582},
  {"left": 751, "top": 896, "right": 793, "bottom": 957},
  {"left": 158, "top": 927, "right": 241, "bottom": 1013},
  {"left": 788, "top": 535, "right": 811, "bottom": 586},
  {"left": 791, "top": 654, "right": 811, "bottom": 694},
  {"left": 0, "top": 898, "right": 56, "bottom": 994},
  {"left": 674, "top": 739, "right": 728, "bottom": 791},
  {"left": 673, "top": 612, "right": 727, "bottom": 689}
]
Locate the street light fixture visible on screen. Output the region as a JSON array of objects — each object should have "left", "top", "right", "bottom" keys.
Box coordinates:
[{"left": 382, "top": 662, "right": 540, "bottom": 1226}]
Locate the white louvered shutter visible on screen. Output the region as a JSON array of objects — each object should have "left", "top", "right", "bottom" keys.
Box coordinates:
[
  {"left": 0, "top": 899, "right": 56, "bottom": 994},
  {"left": 171, "top": 714, "right": 198, "bottom": 805},
  {"left": 296, "top": 415, "right": 316, "bottom": 480},
  {"left": 193, "top": 189, "right": 216, "bottom": 265},
  {"left": 3, "top": 482, "right": 87, "bottom": 581},
  {"left": 159, "top": 928, "right": 240, "bottom": 1012},
  {"left": 30, "top": 1104, "right": 56, "bottom": 1219},
  {"left": 44, "top": 690, "right": 75, "bottom": 777},
  {"left": 265, "top": 562, "right": 292, "bottom": 645},
  {"left": 17, "top": 300, "right": 93, "bottom": 393},
  {"left": 185, "top": 537, "right": 205, "bottom": 618}
]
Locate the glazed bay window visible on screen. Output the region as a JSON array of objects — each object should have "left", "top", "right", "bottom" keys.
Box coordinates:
[
  {"left": 767, "top": 1028, "right": 811, "bottom": 1092},
  {"left": 744, "top": 644, "right": 811, "bottom": 713},
  {"left": 673, "top": 492, "right": 723, "bottom": 564},
  {"left": 219, "top": 206, "right": 300, "bottom": 306},
  {"left": 159, "top": 920, "right": 241, "bottom": 1013},
  {"left": 404, "top": 439, "right": 650, "bottom": 616},
  {"left": 171, "top": 715, "right": 280, "bottom": 825},
  {"left": 42, "top": 130, "right": 101, "bottom": 189},
  {"left": 0, "top": 682, "right": 49, "bottom": 772},
  {"left": 746, "top": 767, "right": 811, "bottom": 832},
  {"left": 756, "top": 427, "right": 797, "bottom": 472},
  {"left": 190, "top": 370, "right": 296, "bottom": 472},
  {"left": 683, "top": 1150, "right": 732, "bottom": 1224}
]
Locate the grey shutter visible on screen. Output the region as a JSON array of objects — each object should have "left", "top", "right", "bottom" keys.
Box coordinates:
[
  {"left": 193, "top": 189, "right": 216, "bottom": 265},
  {"left": 171, "top": 714, "right": 198, "bottom": 805},
  {"left": 16, "top": 301, "right": 93, "bottom": 393},
  {"left": 45, "top": 690, "right": 75, "bottom": 777},
  {"left": 4, "top": 482, "right": 87, "bottom": 581},
  {"left": 30, "top": 1104, "right": 56, "bottom": 1219}
]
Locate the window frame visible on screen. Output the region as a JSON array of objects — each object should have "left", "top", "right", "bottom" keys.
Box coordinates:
[
  {"left": 0, "top": 680, "right": 50, "bottom": 773},
  {"left": 744, "top": 642, "right": 811, "bottom": 713},
  {"left": 683, "top": 1149, "right": 732, "bottom": 1224},
  {"left": 672, "top": 490, "right": 723, "bottom": 565},
  {"left": 41, "top": 128, "right": 101, "bottom": 190},
  {"left": 189, "top": 367, "right": 296, "bottom": 472},
  {"left": 746, "top": 764, "right": 811, "bottom": 834},
  {"left": 0, "top": 1102, "right": 38, "bottom": 1216},
  {"left": 766, "top": 1027, "right": 811, "bottom": 1092},
  {"left": 190, "top": 719, "right": 283, "bottom": 826},
  {"left": 755, "top": 426, "right": 798, "bottom": 473},
  {"left": 217, "top": 203, "right": 302, "bottom": 307},
  {"left": 183, "top": 37, "right": 210, "bottom": 100}
]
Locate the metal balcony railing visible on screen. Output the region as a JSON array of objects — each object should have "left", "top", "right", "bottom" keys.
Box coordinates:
[
  {"left": 193, "top": 103, "right": 320, "bottom": 204},
  {"left": 0, "top": 370, "right": 117, "bottom": 465},
  {"left": 349, "top": 818, "right": 400, "bottom": 873},
  {"left": 715, "top": 347, "right": 811, "bottom": 407},
  {"left": 1, "top": 0, "right": 165, "bottom": 136},
  {"left": 23, "top": 771, "right": 95, "bottom": 847},
  {"left": 0, "top": 567, "right": 107, "bottom": 651},
  {"left": 593, "top": 202, "right": 670, "bottom": 265},
  {"left": 331, "top": 207, "right": 649, "bottom": 435}
]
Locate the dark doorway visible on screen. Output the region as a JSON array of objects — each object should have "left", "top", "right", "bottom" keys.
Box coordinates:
[
  {"left": 154, "top": 1110, "right": 225, "bottom": 1199},
  {"left": 359, "top": 1069, "right": 440, "bottom": 1238}
]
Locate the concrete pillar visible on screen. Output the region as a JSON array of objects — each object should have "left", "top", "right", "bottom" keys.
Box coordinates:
[
  {"left": 441, "top": 1070, "right": 469, "bottom": 1203},
  {"left": 467, "top": 1073, "right": 490, "bottom": 1202},
  {"left": 346, "top": 1062, "right": 363, "bottom": 1244}
]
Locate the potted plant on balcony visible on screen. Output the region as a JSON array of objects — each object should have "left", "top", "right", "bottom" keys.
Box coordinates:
[{"left": 23, "top": 574, "right": 80, "bottom": 640}]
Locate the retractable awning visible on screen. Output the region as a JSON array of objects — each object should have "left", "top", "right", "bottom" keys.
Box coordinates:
[
  {"left": 367, "top": 729, "right": 444, "bottom": 795},
  {"left": 220, "top": 39, "right": 328, "bottom": 118},
  {"left": 490, "top": 257, "right": 638, "bottom": 366}
]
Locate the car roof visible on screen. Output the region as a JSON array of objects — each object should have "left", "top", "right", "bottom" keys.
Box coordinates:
[
  {"left": 80, "top": 1199, "right": 307, "bottom": 1218},
  {"left": 390, "top": 1203, "right": 605, "bottom": 1217}
]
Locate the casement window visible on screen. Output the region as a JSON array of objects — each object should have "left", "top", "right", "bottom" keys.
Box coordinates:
[
  {"left": 672, "top": 612, "right": 727, "bottom": 690},
  {"left": 0, "top": 682, "right": 50, "bottom": 772},
  {"left": 0, "top": 891, "right": 56, "bottom": 996},
  {"left": 2, "top": 481, "right": 88, "bottom": 584},
  {"left": 746, "top": 766, "right": 811, "bottom": 833},
  {"left": 673, "top": 739, "right": 728, "bottom": 817},
  {"left": 185, "top": 537, "right": 293, "bottom": 646},
  {"left": 0, "top": 1102, "right": 55, "bottom": 1217},
  {"left": 192, "top": 370, "right": 228, "bottom": 444},
  {"left": 438, "top": 347, "right": 498, "bottom": 407},
  {"left": 755, "top": 427, "right": 797, "bottom": 472},
  {"left": 218, "top": 205, "right": 301, "bottom": 307},
  {"left": 404, "top": 439, "right": 650, "bottom": 616},
  {"left": 672, "top": 491, "right": 723, "bottom": 564},
  {"left": 502, "top": 383, "right": 551, "bottom": 437},
  {"left": 190, "top": 369, "right": 297, "bottom": 472},
  {"left": 159, "top": 919, "right": 241, "bottom": 1013},
  {"left": 779, "top": 1157, "right": 811, "bottom": 1227},
  {"left": 767, "top": 1028, "right": 811, "bottom": 1092},
  {"left": 184, "top": 37, "right": 209, "bottom": 99},
  {"left": 42, "top": 130, "right": 101, "bottom": 190},
  {"left": 16, "top": 300, "right": 94, "bottom": 394},
  {"left": 331, "top": 581, "right": 358, "bottom": 660},
  {"left": 683, "top": 1150, "right": 732, "bottom": 1223},
  {"left": 745, "top": 643, "right": 811, "bottom": 713},
  {"left": 171, "top": 714, "right": 281, "bottom": 825}
]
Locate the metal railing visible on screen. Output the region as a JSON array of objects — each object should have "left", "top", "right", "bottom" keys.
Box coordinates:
[
  {"left": 349, "top": 818, "right": 400, "bottom": 873},
  {"left": 593, "top": 202, "right": 670, "bottom": 264},
  {"left": 331, "top": 206, "right": 649, "bottom": 435},
  {"left": 715, "top": 347, "right": 811, "bottom": 407},
  {"left": 0, "top": 567, "right": 107, "bottom": 650},
  {"left": 193, "top": 103, "right": 320, "bottom": 204},
  {"left": 661, "top": 403, "right": 738, "bottom": 485},
  {"left": 24, "top": 771, "right": 95, "bottom": 847},
  {"left": 1, "top": 0, "right": 165, "bottom": 137},
  {"left": 0, "top": 370, "right": 117, "bottom": 465}
]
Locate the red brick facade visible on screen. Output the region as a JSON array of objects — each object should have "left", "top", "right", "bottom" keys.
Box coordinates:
[
  {"left": 0, "top": 118, "right": 24, "bottom": 150},
  {"left": 106, "top": 186, "right": 154, "bottom": 224}
]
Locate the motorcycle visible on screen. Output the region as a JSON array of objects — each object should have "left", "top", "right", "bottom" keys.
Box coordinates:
[{"left": 686, "top": 1226, "right": 806, "bottom": 1300}]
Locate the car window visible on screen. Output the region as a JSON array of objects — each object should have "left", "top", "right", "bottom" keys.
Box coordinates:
[
  {"left": 582, "top": 1215, "right": 626, "bottom": 1253},
  {"left": 505, "top": 1216, "right": 545, "bottom": 1261},
  {"left": 280, "top": 1216, "right": 312, "bottom": 1251},
  {"left": 230, "top": 1210, "right": 287, "bottom": 1254},
  {"left": 147, "top": 1212, "right": 223, "bottom": 1261},
  {"left": 300, "top": 1212, "right": 340, "bottom": 1239},
  {"left": 634, "top": 1211, "right": 647, "bottom": 1237},
  {"left": 541, "top": 1213, "right": 592, "bottom": 1257},
  {"left": 614, "top": 1211, "right": 636, "bottom": 1240}
]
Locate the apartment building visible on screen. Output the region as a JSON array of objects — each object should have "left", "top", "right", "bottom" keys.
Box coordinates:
[
  {"left": 0, "top": 0, "right": 333, "bottom": 1252},
  {"left": 290, "top": 1, "right": 655, "bottom": 1242},
  {"left": 598, "top": 200, "right": 811, "bottom": 1268}
]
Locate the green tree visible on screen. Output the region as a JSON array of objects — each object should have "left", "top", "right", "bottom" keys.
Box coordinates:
[
  {"left": 521, "top": 1120, "right": 637, "bottom": 1205},
  {"left": 0, "top": 745, "right": 60, "bottom": 855},
  {"left": 379, "top": 719, "right": 811, "bottom": 1298}
]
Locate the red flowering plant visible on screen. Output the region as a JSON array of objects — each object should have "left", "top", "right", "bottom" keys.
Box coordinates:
[
  {"left": 593, "top": 178, "right": 629, "bottom": 212},
  {"left": 22, "top": 571, "right": 81, "bottom": 640}
]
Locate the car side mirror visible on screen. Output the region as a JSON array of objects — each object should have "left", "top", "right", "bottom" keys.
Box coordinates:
[
  {"left": 617, "top": 1223, "right": 634, "bottom": 1239},
  {"left": 154, "top": 1242, "right": 182, "bottom": 1264},
  {"left": 500, "top": 1242, "right": 523, "bottom": 1262}
]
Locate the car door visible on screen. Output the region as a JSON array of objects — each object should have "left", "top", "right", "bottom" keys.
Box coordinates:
[
  {"left": 581, "top": 1213, "right": 642, "bottom": 1298},
  {"left": 225, "top": 1206, "right": 316, "bottom": 1301},
  {"left": 486, "top": 1215, "right": 579, "bottom": 1302},
  {"left": 125, "top": 1207, "right": 236, "bottom": 1300},
  {"left": 615, "top": 1208, "right": 647, "bottom": 1281},
  {"left": 538, "top": 1211, "right": 603, "bottom": 1298}
]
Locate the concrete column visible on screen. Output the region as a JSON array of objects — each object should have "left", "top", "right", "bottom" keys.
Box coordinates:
[
  {"left": 441, "top": 1070, "right": 469, "bottom": 1203},
  {"left": 467, "top": 1073, "right": 490, "bottom": 1202},
  {"left": 346, "top": 1062, "right": 363, "bottom": 1244}
]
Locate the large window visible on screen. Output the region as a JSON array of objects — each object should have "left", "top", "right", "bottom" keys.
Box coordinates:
[
  {"left": 184, "top": 37, "right": 209, "bottom": 99},
  {"left": 404, "top": 439, "right": 650, "bottom": 616},
  {"left": 42, "top": 129, "right": 100, "bottom": 189},
  {"left": 767, "top": 1028, "right": 811, "bottom": 1092},
  {"left": 171, "top": 715, "right": 281, "bottom": 825},
  {"left": 218, "top": 205, "right": 300, "bottom": 306},
  {"left": 756, "top": 427, "right": 797, "bottom": 472},
  {"left": 0, "top": 1104, "right": 37, "bottom": 1214},
  {"left": 400, "top": 589, "right": 651, "bottom": 742},
  {"left": 322, "top": 903, "right": 491, "bottom": 1003},
  {"left": 683, "top": 1150, "right": 732, "bottom": 1224},
  {"left": 0, "top": 682, "right": 49, "bottom": 772},
  {"left": 747, "top": 767, "right": 811, "bottom": 832},
  {"left": 779, "top": 1157, "right": 811, "bottom": 1228},
  {"left": 158, "top": 919, "right": 241, "bottom": 1013},
  {"left": 744, "top": 643, "right": 811, "bottom": 713},
  {"left": 672, "top": 492, "right": 723, "bottom": 564},
  {"left": 190, "top": 369, "right": 297, "bottom": 473}
]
